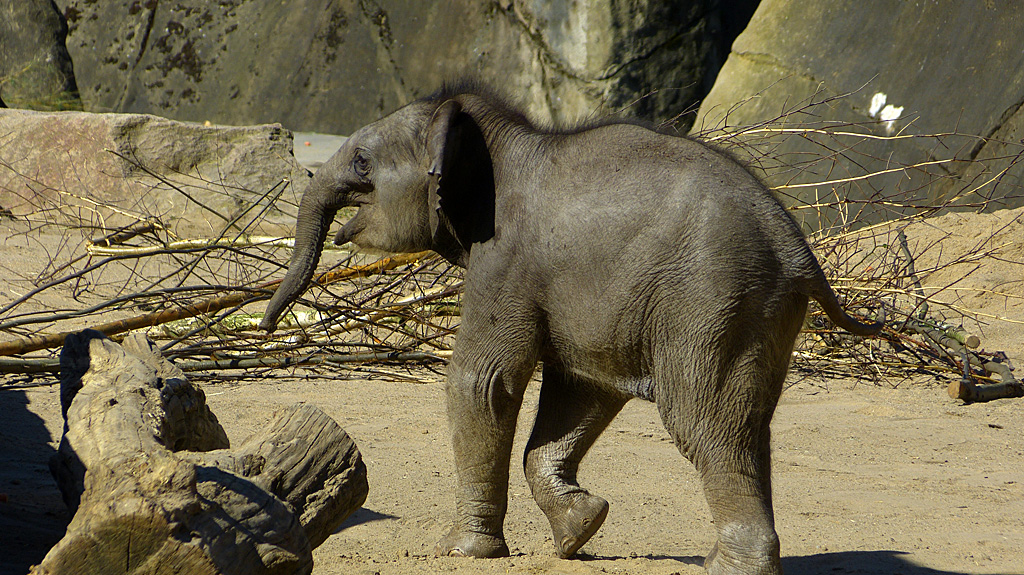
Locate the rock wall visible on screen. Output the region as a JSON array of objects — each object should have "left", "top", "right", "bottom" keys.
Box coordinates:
[
  {"left": 10, "top": 0, "right": 1022, "bottom": 232},
  {"left": 54, "top": 0, "right": 755, "bottom": 133},
  {"left": 0, "top": 109, "right": 309, "bottom": 235},
  {"left": 692, "top": 0, "right": 1024, "bottom": 228},
  {"left": 0, "top": 0, "right": 81, "bottom": 110}
]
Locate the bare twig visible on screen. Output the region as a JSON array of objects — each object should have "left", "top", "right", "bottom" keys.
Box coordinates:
[{"left": 0, "top": 251, "right": 433, "bottom": 357}]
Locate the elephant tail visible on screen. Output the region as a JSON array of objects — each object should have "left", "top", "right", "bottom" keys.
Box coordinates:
[{"left": 796, "top": 267, "right": 886, "bottom": 337}]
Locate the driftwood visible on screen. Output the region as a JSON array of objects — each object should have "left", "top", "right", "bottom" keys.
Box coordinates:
[{"left": 35, "top": 330, "right": 367, "bottom": 575}]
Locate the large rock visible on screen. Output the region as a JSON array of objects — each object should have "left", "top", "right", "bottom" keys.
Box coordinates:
[
  {"left": 0, "top": 0, "right": 81, "bottom": 110},
  {"left": 54, "top": 0, "right": 756, "bottom": 133},
  {"left": 0, "top": 109, "right": 309, "bottom": 236},
  {"left": 692, "top": 0, "right": 1024, "bottom": 230},
  {"left": 38, "top": 331, "right": 367, "bottom": 575}
]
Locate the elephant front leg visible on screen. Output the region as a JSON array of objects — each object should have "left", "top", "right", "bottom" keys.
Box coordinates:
[
  {"left": 435, "top": 359, "right": 534, "bottom": 558},
  {"left": 524, "top": 365, "right": 627, "bottom": 558}
]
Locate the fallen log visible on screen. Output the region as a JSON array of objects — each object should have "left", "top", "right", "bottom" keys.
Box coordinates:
[
  {"left": 35, "top": 330, "right": 367, "bottom": 575},
  {"left": 947, "top": 377, "right": 1024, "bottom": 403}
]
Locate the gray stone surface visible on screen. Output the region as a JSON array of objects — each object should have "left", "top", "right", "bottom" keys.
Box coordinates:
[
  {"left": 53, "top": 0, "right": 753, "bottom": 133},
  {"left": 692, "top": 0, "right": 1024, "bottom": 228},
  {"left": 0, "top": 0, "right": 81, "bottom": 110},
  {"left": 0, "top": 109, "right": 310, "bottom": 235},
  {"left": 293, "top": 133, "right": 349, "bottom": 172}
]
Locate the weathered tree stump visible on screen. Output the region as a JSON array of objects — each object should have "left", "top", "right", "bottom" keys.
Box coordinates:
[{"left": 35, "top": 330, "right": 368, "bottom": 575}]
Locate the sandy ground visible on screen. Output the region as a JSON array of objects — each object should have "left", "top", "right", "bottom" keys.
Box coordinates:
[{"left": 2, "top": 207, "right": 1023, "bottom": 575}]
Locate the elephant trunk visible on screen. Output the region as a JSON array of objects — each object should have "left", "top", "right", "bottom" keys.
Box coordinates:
[{"left": 260, "top": 190, "right": 337, "bottom": 332}]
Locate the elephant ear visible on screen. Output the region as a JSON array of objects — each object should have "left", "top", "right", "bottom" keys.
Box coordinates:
[{"left": 425, "top": 99, "right": 496, "bottom": 251}]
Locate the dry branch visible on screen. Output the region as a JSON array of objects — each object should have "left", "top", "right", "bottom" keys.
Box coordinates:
[
  {"left": 0, "top": 251, "right": 433, "bottom": 357},
  {"left": 0, "top": 350, "right": 453, "bottom": 375},
  {"left": 85, "top": 236, "right": 355, "bottom": 257},
  {"left": 174, "top": 350, "right": 452, "bottom": 372}
]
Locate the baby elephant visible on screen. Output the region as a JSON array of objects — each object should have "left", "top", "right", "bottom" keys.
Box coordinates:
[{"left": 261, "top": 83, "right": 882, "bottom": 574}]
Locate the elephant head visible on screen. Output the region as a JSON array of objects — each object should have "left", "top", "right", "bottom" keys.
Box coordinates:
[{"left": 260, "top": 96, "right": 496, "bottom": 332}]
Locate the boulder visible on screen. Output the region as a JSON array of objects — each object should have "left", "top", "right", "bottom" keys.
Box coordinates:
[
  {"left": 692, "top": 0, "right": 1024, "bottom": 229},
  {"left": 0, "top": 0, "right": 81, "bottom": 111},
  {"left": 0, "top": 109, "right": 310, "bottom": 236},
  {"left": 54, "top": 0, "right": 756, "bottom": 133}
]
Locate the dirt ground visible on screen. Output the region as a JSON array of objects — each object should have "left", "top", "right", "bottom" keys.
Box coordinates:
[{"left": 2, "top": 207, "right": 1023, "bottom": 575}]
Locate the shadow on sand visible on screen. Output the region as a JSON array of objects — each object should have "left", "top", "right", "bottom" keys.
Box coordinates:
[
  {"left": 336, "top": 507, "right": 400, "bottom": 532},
  {"left": 783, "top": 549, "right": 1019, "bottom": 575},
  {"left": 0, "top": 385, "right": 67, "bottom": 575},
  {"left": 582, "top": 549, "right": 1014, "bottom": 575}
]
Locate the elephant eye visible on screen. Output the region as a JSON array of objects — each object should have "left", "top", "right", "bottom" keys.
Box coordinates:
[{"left": 353, "top": 150, "right": 371, "bottom": 178}]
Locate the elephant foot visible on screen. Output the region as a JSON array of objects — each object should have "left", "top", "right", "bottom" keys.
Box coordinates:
[
  {"left": 704, "top": 542, "right": 726, "bottom": 574},
  {"left": 546, "top": 492, "right": 609, "bottom": 559},
  {"left": 434, "top": 526, "right": 510, "bottom": 558},
  {"left": 703, "top": 533, "right": 782, "bottom": 575}
]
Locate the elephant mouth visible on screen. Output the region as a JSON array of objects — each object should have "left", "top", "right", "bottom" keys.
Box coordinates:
[{"left": 333, "top": 213, "right": 365, "bottom": 246}]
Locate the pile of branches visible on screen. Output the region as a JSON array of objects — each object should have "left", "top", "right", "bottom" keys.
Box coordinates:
[
  {"left": 0, "top": 161, "right": 463, "bottom": 381},
  {"left": 688, "top": 84, "right": 1024, "bottom": 395},
  {"left": 0, "top": 222, "right": 463, "bottom": 378},
  {"left": 2, "top": 89, "right": 1023, "bottom": 398},
  {"left": 798, "top": 225, "right": 1020, "bottom": 394}
]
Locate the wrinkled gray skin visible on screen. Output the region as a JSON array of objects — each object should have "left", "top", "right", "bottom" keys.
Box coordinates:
[{"left": 261, "top": 86, "right": 883, "bottom": 574}]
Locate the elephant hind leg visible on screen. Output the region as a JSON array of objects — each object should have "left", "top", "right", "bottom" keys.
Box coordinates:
[
  {"left": 657, "top": 359, "right": 786, "bottom": 575},
  {"left": 524, "top": 364, "right": 627, "bottom": 558},
  {"left": 696, "top": 432, "right": 782, "bottom": 575}
]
